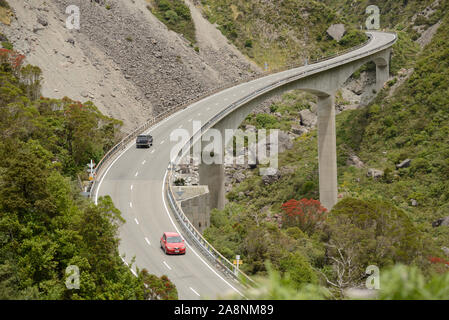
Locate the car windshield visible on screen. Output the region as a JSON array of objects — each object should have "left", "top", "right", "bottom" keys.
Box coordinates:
[
  {"left": 137, "top": 136, "right": 148, "bottom": 141},
  {"left": 167, "top": 236, "right": 182, "bottom": 243}
]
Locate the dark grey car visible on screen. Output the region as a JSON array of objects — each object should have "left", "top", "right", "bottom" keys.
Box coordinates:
[{"left": 136, "top": 135, "right": 153, "bottom": 148}]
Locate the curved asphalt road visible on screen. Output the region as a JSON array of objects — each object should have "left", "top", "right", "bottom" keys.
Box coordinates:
[{"left": 96, "top": 31, "right": 396, "bottom": 300}]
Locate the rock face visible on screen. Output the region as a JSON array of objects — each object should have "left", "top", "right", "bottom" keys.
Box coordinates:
[{"left": 326, "top": 24, "right": 346, "bottom": 41}]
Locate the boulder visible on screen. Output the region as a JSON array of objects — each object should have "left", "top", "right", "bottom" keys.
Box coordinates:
[
  {"left": 37, "top": 17, "right": 48, "bottom": 27},
  {"left": 396, "top": 159, "right": 412, "bottom": 169},
  {"left": 432, "top": 216, "right": 449, "bottom": 228},
  {"left": 291, "top": 124, "right": 308, "bottom": 136},
  {"left": 367, "top": 168, "right": 384, "bottom": 179},
  {"left": 347, "top": 155, "right": 364, "bottom": 168},
  {"left": 326, "top": 24, "right": 346, "bottom": 41},
  {"left": 299, "top": 109, "right": 317, "bottom": 128},
  {"left": 262, "top": 168, "right": 281, "bottom": 185},
  {"left": 411, "top": 199, "right": 418, "bottom": 207},
  {"left": 233, "top": 171, "right": 246, "bottom": 183}
]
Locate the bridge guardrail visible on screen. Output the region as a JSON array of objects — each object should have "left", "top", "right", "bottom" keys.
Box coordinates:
[{"left": 90, "top": 31, "right": 397, "bottom": 286}]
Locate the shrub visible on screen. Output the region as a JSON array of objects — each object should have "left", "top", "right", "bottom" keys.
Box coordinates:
[{"left": 281, "top": 199, "right": 327, "bottom": 234}]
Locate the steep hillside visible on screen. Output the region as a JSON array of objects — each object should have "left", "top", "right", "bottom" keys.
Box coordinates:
[
  {"left": 1, "top": 0, "right": 258, "bottom": 131},
  {"left": 199, "top": 0, "right": 367, "bottom": 69}
]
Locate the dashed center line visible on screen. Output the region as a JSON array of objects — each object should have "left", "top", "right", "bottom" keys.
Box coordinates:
[
  {"left": 135, "top": 171, "right": 139, "bottom": 177},
  {"left": 179, "top": 124, "right": 183, "bottom": 128},
  {"left": 163, "top": 261, "right": 172, "bottom": 270},
  {"left": 142, "top": 160, "right": 146, "bottom": 165},
  {"left": 198, "top": 113, "right": 201, "bottom": 116},
  {"left": 160, "top": 140, "right": 165, "bottom": 145},
  {"left": 134, "top": 218, "right": 139, "bottom": 225},
  {"left": 129, "top": 202, "right": 133, "bottom": 208},
  {"left": 188, "top": 119, "right": 192, "bottom": 122},
  {"left": 190, "top": 287, "right": 200, "bottom": 297},
  {"left": 151, "top": 149, "right": 155, "bottom": 154},
  {"left": 130, "top": 184, "right": 133, "bottom": 190},
  {"left": 145, "top": 237, "right": 151, "bottom": 246}
]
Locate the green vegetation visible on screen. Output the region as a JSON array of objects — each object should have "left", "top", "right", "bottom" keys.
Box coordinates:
[
  {"left": 148, "top": 0, "right": 196, "bottom": 44},
  {"left": 200, "top": 0, "right": 367, "bottom": 69},
  {"left": 204, "top": 2, "right": 449, "bottom": 298},
  {"left": 0, "top": 50, "right": 177, "bottom": 299},
  {"left": 227, "top": 264, "right": 449, "bottom": 300},
  {"left": 0, "top": 0, "right": 10, "bottom": 9}
]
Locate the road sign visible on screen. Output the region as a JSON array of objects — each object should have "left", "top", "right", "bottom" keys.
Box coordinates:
[{"left": 233, "top": 260, "right": 243, "bottom": 265}]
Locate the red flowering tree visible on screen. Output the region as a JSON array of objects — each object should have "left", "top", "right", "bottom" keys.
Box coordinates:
[
  {"left": 0, "top": 48, "right": 25, "bottom": 74},
  {"left": 281, "top": 198, "right": 327, "bottom": 233},
  {"left": 428, "top": 256, "right": 449, "bottom": 273}
]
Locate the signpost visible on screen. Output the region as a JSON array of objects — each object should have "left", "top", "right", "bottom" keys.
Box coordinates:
[
  {"left": 87, "top": 159, "right": 96, "bottom": 181},
  {"left": 233, "top": 255, "right": 243, "bottom": 276}
]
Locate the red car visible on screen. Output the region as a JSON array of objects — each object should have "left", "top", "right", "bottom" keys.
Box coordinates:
[{"left": 160, "top": 232, "right": 186, "bottom": 255}]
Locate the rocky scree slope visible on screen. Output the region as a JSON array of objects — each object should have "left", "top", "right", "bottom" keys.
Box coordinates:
[{"left": 1, "top": 0, "right": 258, "bottom": 131}]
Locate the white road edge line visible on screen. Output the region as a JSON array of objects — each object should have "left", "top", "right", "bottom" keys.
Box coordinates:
[
  {"left": 190, "top": 287, "right": 200, "bottom": 297},
  {"left": 163, "top": 261, "right": 172, "bottom": 270}
]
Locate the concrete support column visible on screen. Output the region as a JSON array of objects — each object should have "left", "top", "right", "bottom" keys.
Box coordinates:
[
  {"left": 199, "top": 155, "right": 226, "bottom": 211},
  {"left": 376, "top": 63, "right": 389, "bottom": 92},
  {"left": 317, "top": 94, "right": 338, "bottom": 211}
]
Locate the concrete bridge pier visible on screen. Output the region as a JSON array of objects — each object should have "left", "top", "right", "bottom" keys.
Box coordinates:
[
  {"left": 375, "top": 56, "right": 390, "bottom": 92},
  {"left": 317, "top": 93, "right": 338, "bottom": 211},
  {"left": 198, "top": 151, "right": 226, "bottom": 211}
]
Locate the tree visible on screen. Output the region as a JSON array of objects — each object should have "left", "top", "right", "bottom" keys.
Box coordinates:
[
  {"left": 141, "top": 269, "right": 178, "bottom": 300},
  {"left": 281, "top": 198, "right": 327, "bottom": 234},
  {"left": 320, "top": 198, "right": 435, "bottom": 296}
]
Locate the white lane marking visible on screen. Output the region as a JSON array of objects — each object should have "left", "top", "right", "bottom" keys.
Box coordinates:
[
  {"left": 160, "top": 140, "right": 165, "bottom": 145},
  {"left": 206, "top": 107, "right": 210, "bottom": 111},
  {"left": 161, "top": 170, "right": 245, "bottom": 298},
  {"left": 179, "top": 124, "right": 183, "bottom": 128},
  {"left": 190, "top": 287, "right": 200, "bottom": 297},
  {"left": 151, "top": 149, "right": 155, "bottom": 154},
  {"left": 145, "top": 237, "right": 151, "bottom": 246},
  {"left": 188, "top": 119, "right": 192, "bottom": 122},
  {"left": 129, "top": 202, "right": 133, "bottom": 208},
  {"left": 163, "top": 261, "right": 172, "bottom": 270},
  {"left": 198, "top": 113, "right": 201, "bottom": 116},
  {"left": 134, "top": 218, "right": 139, "bottom": 225},
  {"left": 215, "top": 103, "right": 219, "bottom": 105},
  {"left": 142, "top": 160, "right": 146, "bottom": 165},
  {"left": 135, "top": 171, "right": 139, "bottom": 177},
  {"left": 130, "top": 184, "right": 133, "bottom": 190}
]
